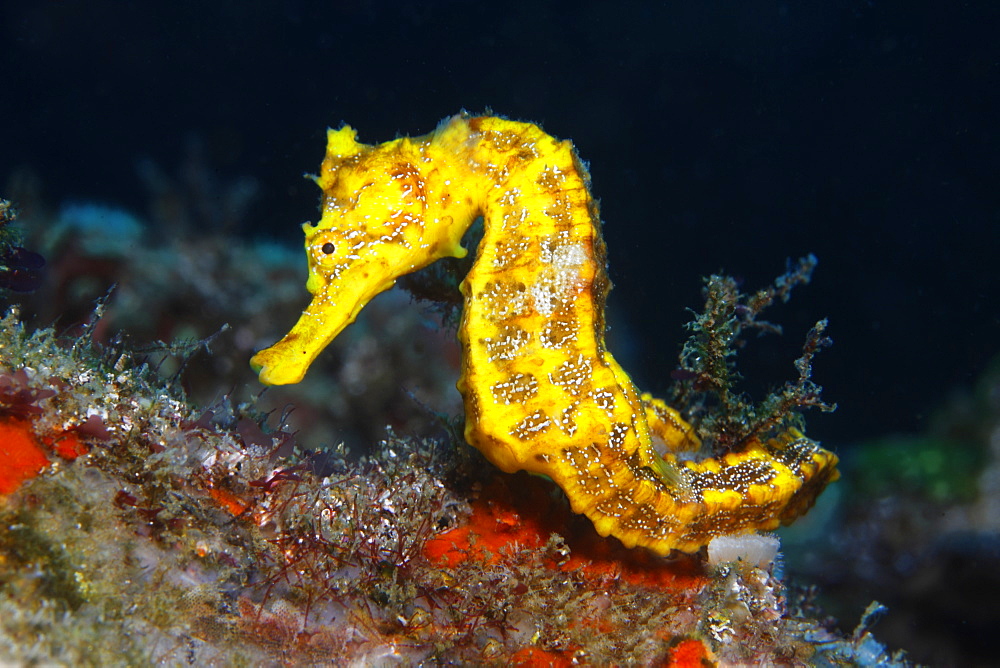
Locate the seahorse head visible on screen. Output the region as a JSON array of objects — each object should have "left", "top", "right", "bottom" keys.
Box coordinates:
[{"left": 251, "top": 124, "right": 471, "bottom": 385}]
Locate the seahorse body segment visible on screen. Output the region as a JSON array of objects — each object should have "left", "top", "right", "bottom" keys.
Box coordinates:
[{"left": 250, "top": 114, "right": 839, "bottom": 555}]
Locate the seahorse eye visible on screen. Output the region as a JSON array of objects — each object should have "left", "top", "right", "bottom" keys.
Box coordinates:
[{"left": 321, "top": 242, "right": 335, "bottom": 255}]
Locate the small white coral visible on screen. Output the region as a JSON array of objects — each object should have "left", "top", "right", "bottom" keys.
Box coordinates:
[{"left": 707, "top": 533, "right": 780, "bottom": 569}]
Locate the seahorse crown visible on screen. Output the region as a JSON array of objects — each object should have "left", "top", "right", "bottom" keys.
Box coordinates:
[{"left": 251, "top": 114, "right": 839, "bottom": 555}]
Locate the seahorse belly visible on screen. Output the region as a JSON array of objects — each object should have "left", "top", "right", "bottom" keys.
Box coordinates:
[{"left": 251, "top": 114, "right": 839, "bottom": 555}]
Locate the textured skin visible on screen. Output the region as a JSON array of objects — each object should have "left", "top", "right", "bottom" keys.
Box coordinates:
[{"left": 251, "top": 114, "right": 839, "bottom": 555}]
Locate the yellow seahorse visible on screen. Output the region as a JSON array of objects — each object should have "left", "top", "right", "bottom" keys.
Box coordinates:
[{"left": 250, "top": 114, "right": 839, "bottom": 555}]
